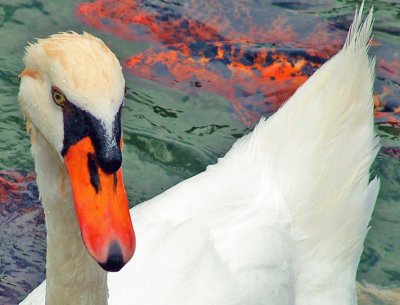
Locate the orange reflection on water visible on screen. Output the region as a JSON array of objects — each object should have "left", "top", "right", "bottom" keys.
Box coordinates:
[
  {"left": 125, "top": 42, "right": 323, "bottom": 125},
  {"left": 76, "top": 0, "right": 400, "bottom": 126}
]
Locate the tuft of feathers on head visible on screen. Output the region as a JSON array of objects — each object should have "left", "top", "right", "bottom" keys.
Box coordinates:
[{"left": 21, "top": 31, "right": 125, "bottom": 127}]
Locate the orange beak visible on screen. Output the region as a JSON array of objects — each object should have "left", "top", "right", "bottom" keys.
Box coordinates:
[{"left": 64, "top": 136, "right": 135, "bottom": 271}]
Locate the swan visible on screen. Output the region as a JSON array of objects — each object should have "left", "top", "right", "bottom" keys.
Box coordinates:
[{"left": 18, "top": 5, "right": 379, "bottom": 305}]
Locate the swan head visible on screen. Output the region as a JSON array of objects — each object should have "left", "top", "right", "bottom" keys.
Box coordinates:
[{"left": 19, "top": 32, "right": 135, "bottom": 272}]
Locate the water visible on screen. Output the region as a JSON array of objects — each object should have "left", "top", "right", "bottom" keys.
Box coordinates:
[{"left": 0, "top": 0, "right": 399, "bottom": 304}]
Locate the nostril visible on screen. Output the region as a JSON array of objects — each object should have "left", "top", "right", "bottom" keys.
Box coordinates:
[{"left": 97, "top": 146, "right": 122, "bottom": 174}]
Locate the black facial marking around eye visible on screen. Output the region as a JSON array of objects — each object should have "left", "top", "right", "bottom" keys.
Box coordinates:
[
  {"left": 61, "top": 101, "right": 91, "bottom": 156},
  {"left": 61, "top": 100, "right": 123, "bottom": 174},
  {"left": 113, "top": 106, "right": 122, "bottom": 147}
]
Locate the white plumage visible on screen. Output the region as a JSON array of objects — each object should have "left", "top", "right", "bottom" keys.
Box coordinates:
[{"left": 20, "top": 5, "right": 379, "bottom": 305}]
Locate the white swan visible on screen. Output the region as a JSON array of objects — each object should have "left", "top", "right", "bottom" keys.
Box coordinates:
[{"left": 19, "top": 6, "right": 379, "bottom": 305}]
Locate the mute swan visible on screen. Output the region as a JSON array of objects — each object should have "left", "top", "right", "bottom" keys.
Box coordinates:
[{"left": 19, "top": 5, "right": 379, "bottom": 305}]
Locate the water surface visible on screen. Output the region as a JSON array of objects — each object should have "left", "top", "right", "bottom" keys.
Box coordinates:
[{"left": 0, "top": 0, "right": 399, "bottom": 304}]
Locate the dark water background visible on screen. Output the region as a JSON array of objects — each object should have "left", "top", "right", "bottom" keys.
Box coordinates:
[{"left": 0, "top": 0, "right": 399, "bottom": 304}]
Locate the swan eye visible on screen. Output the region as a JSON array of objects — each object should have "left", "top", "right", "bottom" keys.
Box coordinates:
[{"left": 51, "top": 87, "right": 66, "bottom": 106}]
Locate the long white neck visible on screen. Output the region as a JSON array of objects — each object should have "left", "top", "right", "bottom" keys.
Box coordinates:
[{"left": 30, "top": 126, "right": 108, "bottom": 305}]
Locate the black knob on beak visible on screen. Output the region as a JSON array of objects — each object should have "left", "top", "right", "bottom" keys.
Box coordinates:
[
  {"left": 88, "top": 112, "right": 123, "bottom": 174},
  {"left": 96, "top": 144, "right": 122, "bottom": 174}
]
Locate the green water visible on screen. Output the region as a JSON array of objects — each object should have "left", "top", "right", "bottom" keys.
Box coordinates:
[{"left": 0, "top": 0, "right": 399, "bottom": 301}]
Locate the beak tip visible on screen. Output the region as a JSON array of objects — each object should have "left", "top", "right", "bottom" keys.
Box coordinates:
[{"left": 98, "top": 240, "right": 127, "bottom": 272}]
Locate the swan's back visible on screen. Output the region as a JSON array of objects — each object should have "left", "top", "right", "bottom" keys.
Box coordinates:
[
  {"left": 109, "top": 7, "right": 378, "bottom": 305},
  {"left": 253, "top": 7, "right": 379, "bottom": 304}
]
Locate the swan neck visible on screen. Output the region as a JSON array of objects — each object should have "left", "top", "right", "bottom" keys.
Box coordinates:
[{"left": 31, "top": 127, "right": 108, "bottom": 305}]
